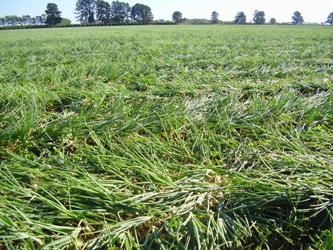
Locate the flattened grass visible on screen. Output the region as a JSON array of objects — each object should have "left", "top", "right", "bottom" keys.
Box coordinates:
[{"left": 0, "top": 25, "right": 332, "bottom": 249}]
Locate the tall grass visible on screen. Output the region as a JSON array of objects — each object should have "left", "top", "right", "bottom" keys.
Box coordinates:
[{"left": 0, "top": 25, "right": 332, "bottom": 249}]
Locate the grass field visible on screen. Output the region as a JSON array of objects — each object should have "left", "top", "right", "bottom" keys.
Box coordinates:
[{"left": 0, "top": 25, "right": 332, "bottom": 249}]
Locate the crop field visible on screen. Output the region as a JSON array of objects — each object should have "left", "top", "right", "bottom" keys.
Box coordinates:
[{"left": 0, "top": 25, "right": 332, "bottom": 249}]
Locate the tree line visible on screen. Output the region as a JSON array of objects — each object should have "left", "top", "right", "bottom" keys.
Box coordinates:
[
  {"left": 75, "top": 0, "right": 153, "bottom": 24},
  {"left": 0, "top": 15, "right": 46, "bottom": 26},
  {"left": 174, "top": 10, "right": 333, "bottom": 25},
  {"left": 0, "top": 3, "right": 71, "bottom": 27},
  {"left": 0, "top": 1, "right": 154, "bottom": 27},
  {"left": 1, "top": 0, "right": 333, "bottom": 27}
]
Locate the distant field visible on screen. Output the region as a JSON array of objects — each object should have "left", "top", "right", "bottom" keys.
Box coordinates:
[{"left": 0, "top": 25, "right": 332, "bottom": 249}]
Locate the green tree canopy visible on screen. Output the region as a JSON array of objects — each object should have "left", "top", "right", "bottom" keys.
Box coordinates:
[
  {"left": 131, "top": 3, "right": 153, "bottom": 24},
  {"left": 292, "top": 11, "right": 304, "bottom": 24},
  {"left": 22, "top": 15, "right": 32, "bottom": 25},
  {"left": 269, "top": 18, "right": 277, "bottom": 24},
  {"left": 211, "top": 11, "right": 219, "bottom": 24},
  {"left": 75, "top": 0, "right": 96, "bottom": 24},
  {"left": 111, "top": 1, "right": 131, "bottom": 23},
  {"left": 234, "top": 12, "right": 246, "bottom": 24},
  {"left": 59, "top": 18, "right": 72, "bottom": 25},
  {"left": 96, "top": 0, "right": 111, "bottom": 23},
  {"left": 327, "top": 12, "right": 333, "bottom": 24},
  {"left": 253, "top": 10, "right": 265, "bottom": 24},
  {"left": 38, "top": 15, "right": 46, "bottom": 24},
  {"left": 0, "top": 15, "right": 46, "bottom": 26},
  {"left": 172, "top": 11, "right": 182, "bottom": 24},
  {"left": 45, "top": 3, "right": 62, "bottom": 25},
  {"left": 6, "top": 16, "right": 18, "bottom": 25}
]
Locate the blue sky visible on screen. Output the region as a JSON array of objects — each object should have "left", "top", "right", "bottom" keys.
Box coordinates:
[{"left": 0, "top": 0, "right": 332, "bottom": 23}]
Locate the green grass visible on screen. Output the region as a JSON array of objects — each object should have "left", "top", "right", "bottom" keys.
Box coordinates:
[{"left": 0, "top": 25, "right": 332, "bottom": 249}]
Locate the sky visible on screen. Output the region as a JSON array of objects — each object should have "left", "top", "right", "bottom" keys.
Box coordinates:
[{"left": 0, "top": 0, "right": 332, "bottom": 23}]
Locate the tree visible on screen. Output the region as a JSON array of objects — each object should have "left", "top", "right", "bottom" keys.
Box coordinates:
[
  {"left": 172, "top": 11, "right": 182, "bottom": 24},
  {"left": 131, "top": 3, "right": 153, "bottom": 24},
  {"left": 59, "top": 18, "right": 72, "bottom": 25},
  {"left": 75, "top": 0, "right": 96, "bottom": 24},
  {"left": 17, "top": 16, "right": 24, "bottom": 25},
  {"left": 111, "top": 1, "right": 131, "bottom": 23},
  {"left": 292, "top": 11, "right": 304, "bottom": 24},
  {"left": 5, "top": 16, "right": 19, "bottom": 26},
  {"left": 31, "top": 17, "right": 37, "bottom": 25},
  {"left": 0, "top": 18, "right": 5, "bottom": 26},
  {"left": 45, "top": 3, "right": 62, "bottom": 25},
  {"left": 327, "top": 12, "right": 333, "bottom": 24},
  {"left": 253, "top": 10, "right": 265, "bottom": 24},
  {"left": 96, "top": 0, "right": 111, "bottom": 23},
  {"left": 211, "top": 11, "right": 219, "bottom": 24},
  {"left": 22, "top": 15, "right": 32, "bottom": 25},
  {"left": 28, "top": 15, "right": 45, "bottom": 25},
  {"left": 0, "top": 15, "right": 47, "bottom": 26},
  {"left": 40, "top": 14, "right": 47, "bottom": 24},
  {"left": 269, "top": 18, "right": 277, "bottom": 24},
  {"left": 234, "top": 12, "right": 246, "bottom": 24}
]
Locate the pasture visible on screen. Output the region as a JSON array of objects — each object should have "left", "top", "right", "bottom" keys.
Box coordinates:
[{"left": 0, "top": 25, "right": 332, "bottom": 249}]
